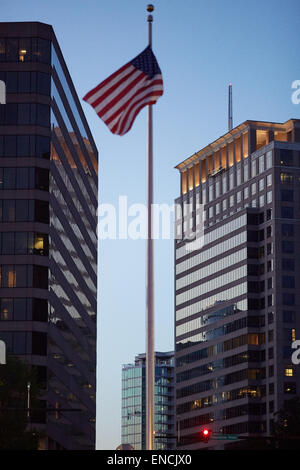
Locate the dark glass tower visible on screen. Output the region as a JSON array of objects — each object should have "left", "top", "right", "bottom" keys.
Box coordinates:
[
  {"left": 0, "top": 22, "right": 98, "bottom": 450},
  {"left": 175, "top": 119, "right": 300, "bottom": 449}
]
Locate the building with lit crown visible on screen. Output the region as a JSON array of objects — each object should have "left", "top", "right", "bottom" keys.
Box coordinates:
[{"left": 174, "top": 119, "right": 300, "bottom": 449}]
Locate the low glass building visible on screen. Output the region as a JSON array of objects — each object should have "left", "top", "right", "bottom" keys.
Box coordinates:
[{"left": 121, "top": 351, "right": 175, "bottom": 450}]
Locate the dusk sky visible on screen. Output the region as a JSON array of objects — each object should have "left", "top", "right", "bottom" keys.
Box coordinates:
[{"left": 2, "top": 0, "right": 300, "bottom": 449}]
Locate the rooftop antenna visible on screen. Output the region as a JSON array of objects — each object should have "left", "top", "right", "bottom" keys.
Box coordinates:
[{"left": 228, "top": 83, "right": 233, "bottom": 131}]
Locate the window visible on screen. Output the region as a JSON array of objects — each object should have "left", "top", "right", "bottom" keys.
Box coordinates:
[
  {"left": 284, "top": 383, "right": 296, "bottom": 394},
  {"left": 282, "top": 259, "right": 295, "bottom": 271},
  {"left": 280, "top": 173, "right": 293, "bottom": 184},
  {"left": 259, "top": 195, "right": 264, "bottom": 207},
  {"left": 282, "top": 276, "right": 295, "bottom": 288},
  {"left": 283, "top": 293, "right": 295, "bottom": 306},
  {"left": 251, "top": 160, "right": 257, "bottom": 177},
  {"left": 282, "top": 224, "right": 294, "bottom": 237},
  {"left": 281, "top": 190, "right": 294, "bottom": 202},
  {"left": 281, "top": 207, "right": 294, "bottom": 219},
  {"left": 282, "top": 240, "right": 294, "bottom": 253},
  {"left": 33, "top": 265, "right": 48, "bottom": 289},
  {"left": 32, "top": 332, "right": 47, "bottom": 356},
  {"left": 35, "top": 200, "right": 49, "bottom": 224},
  {"left": 266, "top": 151, "right": 272, "bottom": 169},
  {"left": 244, "top": 161, "right": 249, "bottom": 181},
  {"left": 280, "top": 150, "right": 293, "bottom": 166},
  {"left": 283, "top": 311, "right": 295, "bottom": 323},
  {"left": 285, "top": 368, "right": 294, "bottom": 377},
  {"left": 2, "top": 232, "right": 14, "bottom": 254},
  {"left": 251, "top": 182, "right": 256, "bottom": 195},
  {"left": 1, "top": 298, "right": 13, "bottom": 321},
  {"left": 267, "top": 174, "right": 272, "bottom": 187},
  {"left": 259, "top": 178, "right": 264, "bottom": 192}
]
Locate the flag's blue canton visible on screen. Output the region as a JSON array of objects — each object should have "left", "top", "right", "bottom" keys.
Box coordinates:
[{"left": 130, "top": 46, "right": 161, "bottom": 79}]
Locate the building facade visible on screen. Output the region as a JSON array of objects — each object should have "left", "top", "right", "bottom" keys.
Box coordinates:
[
  {"left": 0, "top": 22, "right": 98, "bottom": 449},
  {"left": 122, "top": 351, "right": 175, "bottom": 450},
  {"left": 174, "top": 119, "right": 300, "bottom": 449}
]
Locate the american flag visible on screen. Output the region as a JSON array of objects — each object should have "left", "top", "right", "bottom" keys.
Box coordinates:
[{"left": 83, "top": 46, "right": 163, "bottom": 136}]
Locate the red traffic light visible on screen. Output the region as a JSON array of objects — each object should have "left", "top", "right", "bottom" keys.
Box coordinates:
[{"left": 200, "top": 428, "right": 211, "bottom": 442}]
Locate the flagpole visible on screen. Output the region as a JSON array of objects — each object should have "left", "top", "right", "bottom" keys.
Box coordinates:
[{"left": 146, "top": 3, "right": 155, "bottom": 451}]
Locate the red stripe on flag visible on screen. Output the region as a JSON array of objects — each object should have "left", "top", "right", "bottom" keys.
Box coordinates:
[{"left": 83, "top": 63, "right": 130, "bottom": 102}]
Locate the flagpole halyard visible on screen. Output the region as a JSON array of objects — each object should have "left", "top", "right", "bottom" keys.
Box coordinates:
[{"left": 146, "top": 3, "right": 155, "bottom": 452}]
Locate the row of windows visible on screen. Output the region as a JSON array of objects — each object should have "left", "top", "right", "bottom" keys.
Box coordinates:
[
  {"left": 176, "top": 248, "right": 247, "bottom": 290},
  {"left": 0, "top": 297, "right": 47, "bottom": 322},
  {"left": 179, "top": 404, "right": 266, "bottom": 432},
  {"left": 0, "top": 199, "right": 49, "bottom": 223},
  {"left": 176, "top": 350, "right": 262, "bottom": 384},
  {"left": 176, "top": 266, "right": 247, "bottom": 307},
  {"left": 0, "top": 167, "right": 49, "bottom": 191},
  {"left": 176, "top": 332, "right": 265, "bottom": 362},
  {"left": 176, "top": 231, "right": 247, "bottom": 274},
  {"left": 176, "top": 314, "right": 261, "bottom": 342},
  {"left": 0, "top": 103, "right": 50, "bottom": 127},
  {"left": 281, "top": 207, "right": 295, "bottom": 219},
  {"left": 203, "top": 184, "right": 272, "bottom": 220},
  {"left": 0, "top": 135, "right": 50, "bottom": 158},
  {"left": 176, "top": 386, "right": 265, "bottom": 415},
  {"left": 176, "top": 214, "right": 246, "bottom": 260},
  {"left": 0, "top": 232, "right": 48, "bottom": 256},
  {"left": 0, "top": 37, "right": 51, "bottom": 63},
  {"left": 176, "top": 283, "right": 247, "bottom": 322},
  {"left": 0, "top": 70, "right": 50, "bottom": 95},
  {"left": 279, "top": 149, "right": 298, "bottom": 167},
  {"left": 0, "top": 331, "right": 47, "bottom": 355},
  {"left": 176, "top": 368, "right": 266, "bottom": 399},
  {"left": 0, "top": 264, "right": 48, "bottom": 289}
]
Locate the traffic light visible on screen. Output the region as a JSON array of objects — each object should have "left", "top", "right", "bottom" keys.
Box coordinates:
[{"left": 200, "top": 428, "right": 212, "bottom": 443}]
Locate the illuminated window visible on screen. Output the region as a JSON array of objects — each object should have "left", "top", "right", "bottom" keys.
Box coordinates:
[
  {"left": 221, "top": 147, "right": 227, "bottom": 169},
  {"left": 242, "top": 133, "right": 248, "bottom": 158},
  {"left": 256, "top": 130, "right": 269, "bottom": 149},
  {"left": 274, "top": 131, "right": 288, "bottom": 142},
  {"left": 228, "top": 141, "right": 234, "bottom": 167},
  {"left": 285, "top": 368, "right": 293, "bottom": 377},
  {"left": 292, "top": 329, "right": 296, "bottom": 342},
  {"left": 235, "top": 136, "right": 241, "bottom": 162},
  {"left": 201, "top": 160, "right": 206, "bottom": 183},
  {"left": 181, "top": 171, "right": 187, "bottom": 195},
  {"left": 194, "top": 162, "right": 200, "bottom": 187},
  {"left": 280, "top": 173, "right": 293, "bottom": 184},
  {"left": 188, "top": 167, "right": 193, "bottom": 191},
  {"left": 19, "top": 49, "right": 27, "bottom": 62}
]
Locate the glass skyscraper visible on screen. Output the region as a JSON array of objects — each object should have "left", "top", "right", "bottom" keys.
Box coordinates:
[
  {"left": 0, "top": 22, "right": 98, "bottom": 450},
  {"left": 121, "top": 351, "right": 175, "bottom": 450},
  {"left": 175, "top": 119, "right": 300, "bottom": 449}
]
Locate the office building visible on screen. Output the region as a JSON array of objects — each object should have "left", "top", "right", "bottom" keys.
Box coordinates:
[
  {"left": 0, "top": 22, "right": 98, "bottom": 449},
  {"left": 122, "top": 351, "right": 175, "bottom": 450},
  {"left": 174, "top": 119, "right": 300, "bottom": 449}
]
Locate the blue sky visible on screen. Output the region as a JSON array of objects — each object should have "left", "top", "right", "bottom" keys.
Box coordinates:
[{"left": 1, "top": 0, "right": 300, "bottom": 449}]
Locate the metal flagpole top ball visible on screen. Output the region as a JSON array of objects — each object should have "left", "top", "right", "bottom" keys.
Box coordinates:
[{"left": 147, "top": 4, "right": 154, "bottom": 22}]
